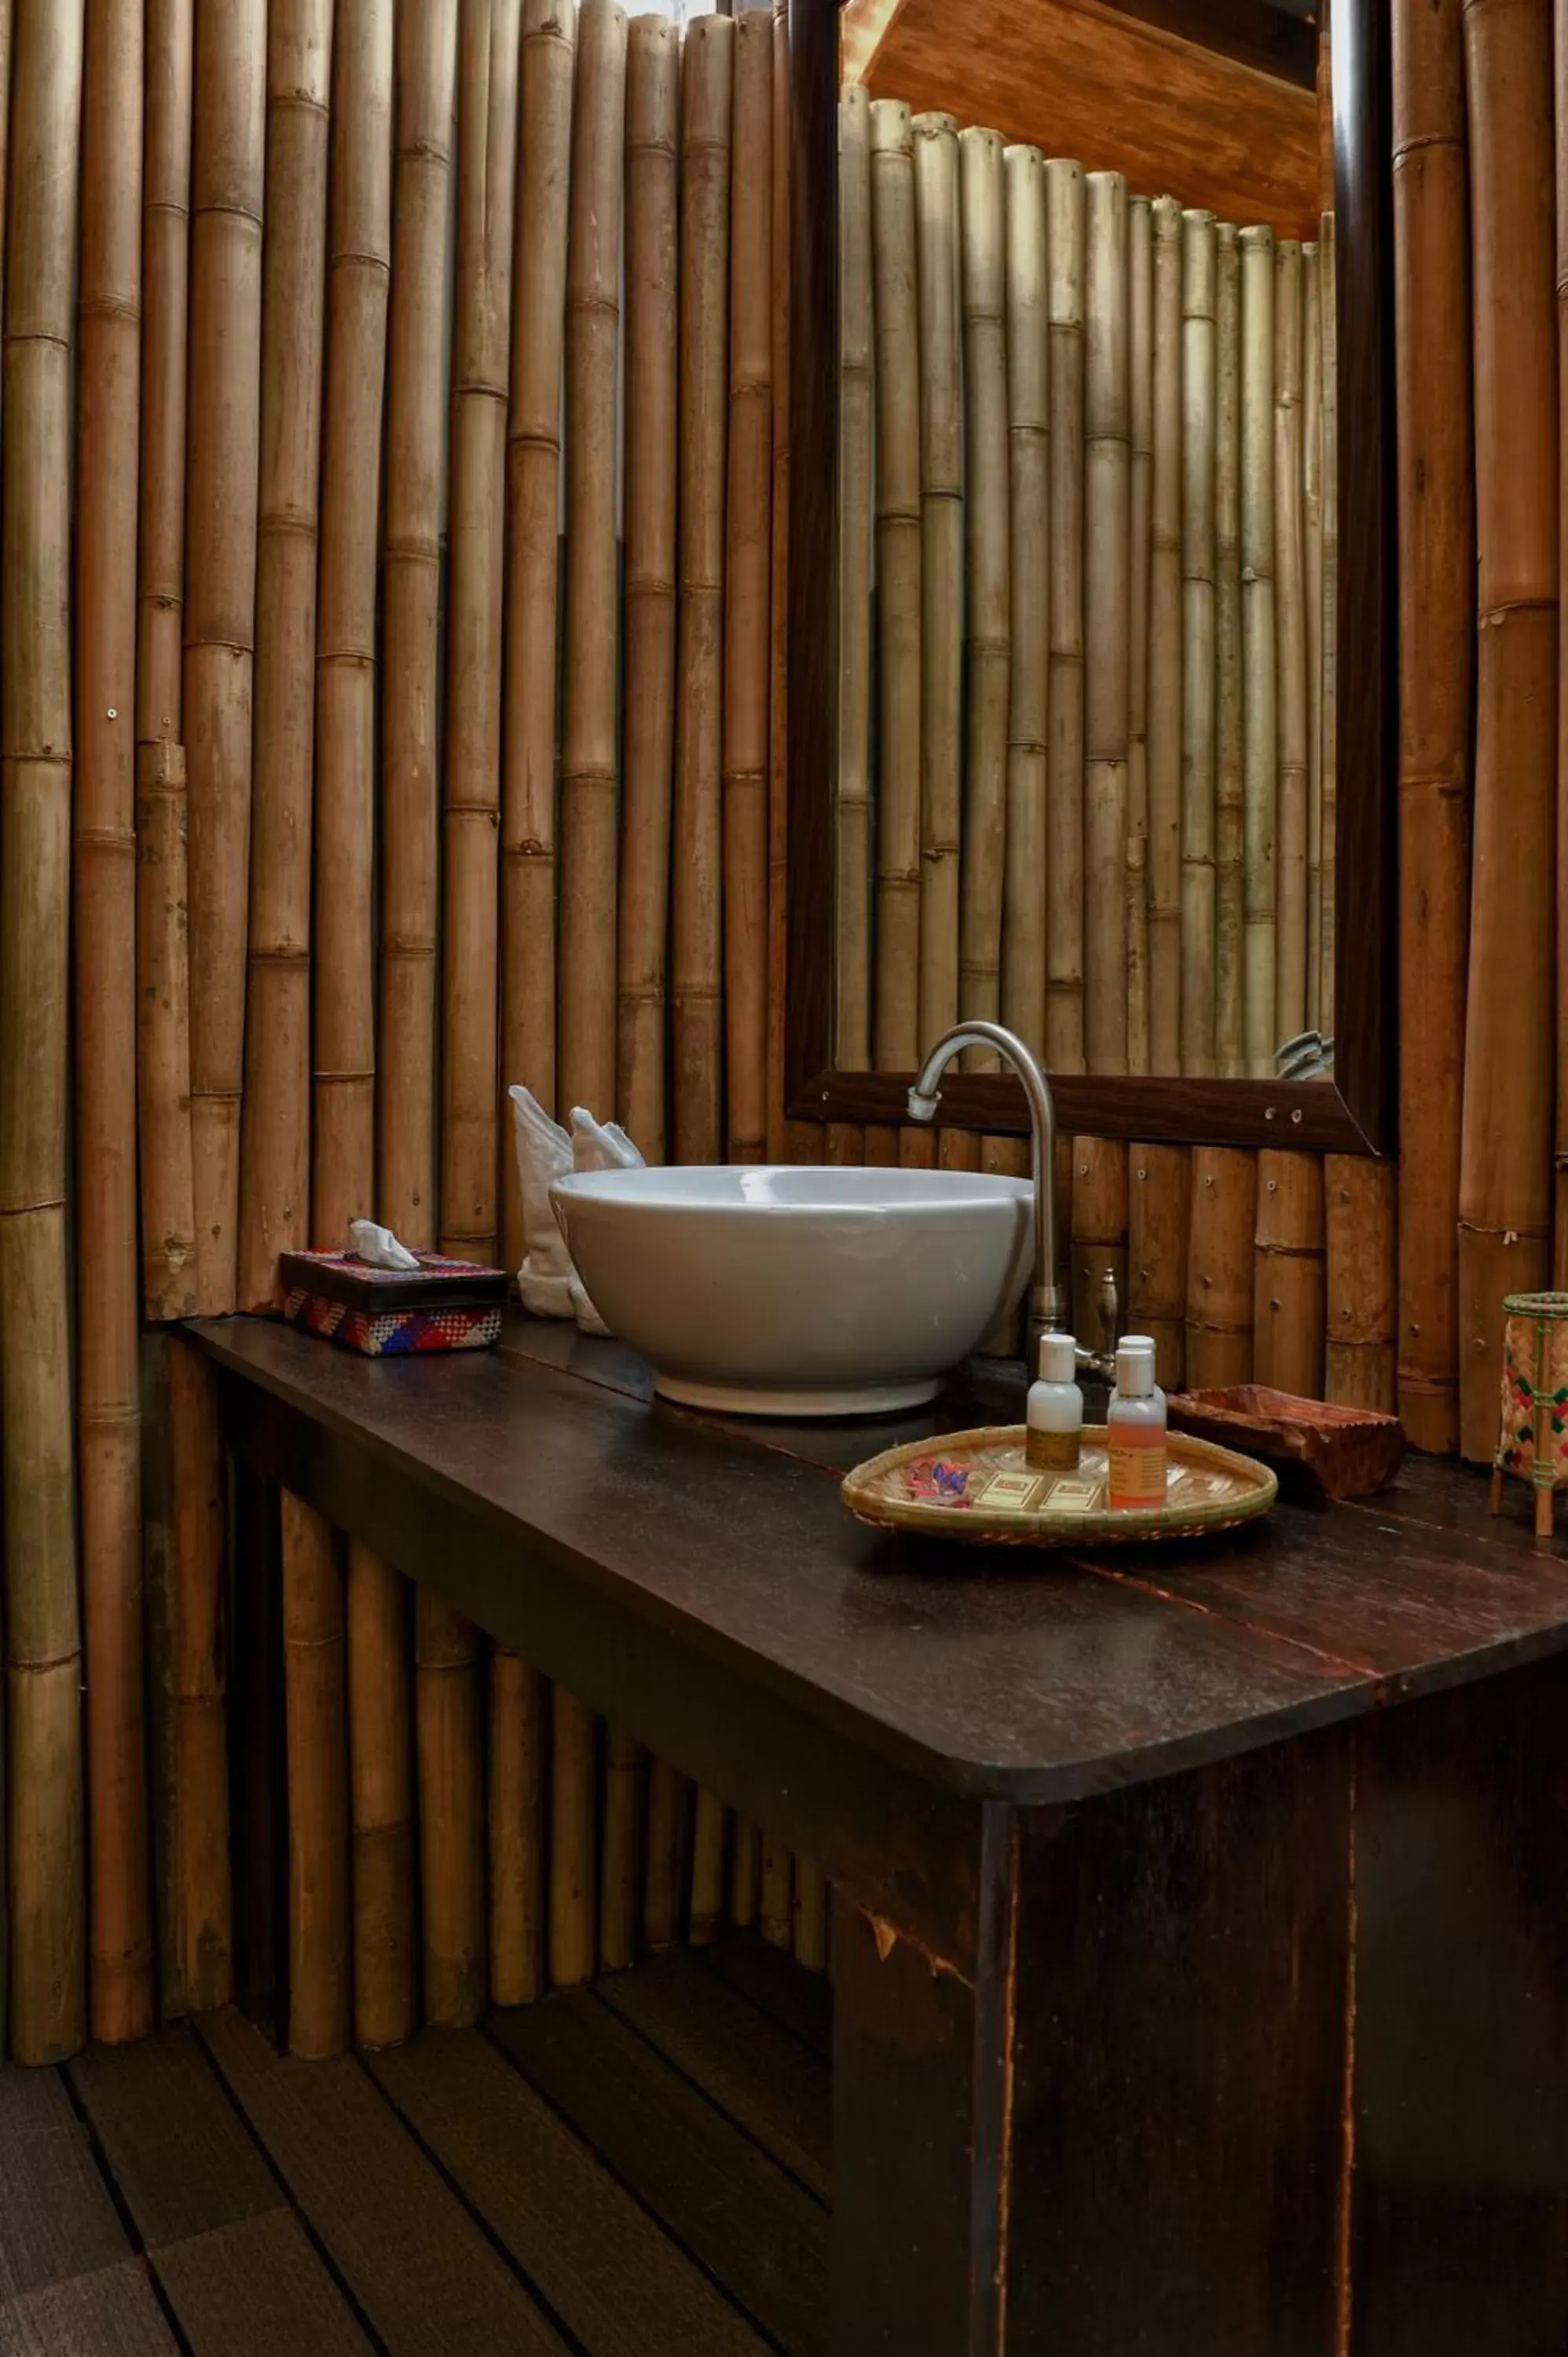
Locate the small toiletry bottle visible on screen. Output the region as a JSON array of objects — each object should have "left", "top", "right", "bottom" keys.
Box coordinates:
[
  {"left": 1107, "top": 1335, "right": 1167, "bottom": 1509},
  {"left": 1027, "top": 1332, "right": 1083, "bottom": 1471}
]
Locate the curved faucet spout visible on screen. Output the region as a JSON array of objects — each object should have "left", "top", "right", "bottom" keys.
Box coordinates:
[{"left": 907, "top": 1021, "right": 1066, "bottom": 1356}]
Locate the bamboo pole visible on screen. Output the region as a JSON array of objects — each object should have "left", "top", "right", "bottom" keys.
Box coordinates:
[
  {"left": 643, "top": 1757, "right": 685, "bottom": 1949},
  {"left": 1273, "top": 239, "right": 1308, "bottom": 1049},
  {"left": 618, "top": 16, "right": 680, "bottom": 1153},
  {"left": 1180, "top": 210, "right": 1218, "bottom": 1076},
  {"left": 281, "top": 1495, "right": 350, "bottom": 2061},
  {"left": 764, "top": 0, "right": 797, "bottom": 1159},
  {"left": 1325, "top": 1158, "right": 1397, "bottom": 1409},
  {"left": 1214, "top": 222, "right": 1245, "bottom": 1077},
  {"left": 416, "top": 1590, "right": 486, "bottom": 2025},
  {"left": 1002, "top": 144, "right": 1048, "bottom": 1059},
  {"left": 838, "top": 84, "right": 874, "bottom": 1070},
  {"left": 760, "top": 1837, "right": 792, "bottom": 1950},
  {"left": 1302, "top": 240, "right": 1324, "bottom": 1033},
  {"left": 793, "top": 1860, "right": 827, "bottom": 1973},
  {"left": 1126, "top": 193, "right": 1152, "bottom": 1074},
  {"left": 914, "top": 111, "right": 961, "bottom": 1054},
  {"left": 382, "top": 0, "right": 458, "bottom": 1248},
  {"left": 441, "top": 0, "right": 521, "bottom": 1262},
  {"left": 1253, "top": 1149, "right": 1324, "bottom": 1397},
  {"left": 489, "top": 1648, "right": 545, "bottom": 2004},
  {"left": 185, "top": 0, "right": 266, "bottom": 1310},
  {"left": 672, "top": 13, "right": 733, "bottom": 1157},
  {"left": 1071, "top": 1138, "right": 1129, "bottom": 1352},
  {"left": 689, "top": 1789, "right": 727, "bottom": 1945},
  {"left": 1046, "top": 157, "right": 1085, "bottom": 1073},
  {"left": 600, "top": 1728, "right": 646, "bottom": 1972},
  {"left": 1185, "top": 1147, "right": 1258, "bottom": 1385},
  {"left": 1318, "top": 212, "right": 1337, "bottom": 1030},
  {"left": 346, "top": 1543, "right": 416, "bottom": 2047},
  {"left": 724, "top": 6, "right": 773, "bottom": 1160},
  {"left": 869, "top": 97, "right": 921, "bottom": 1076},
  {"left": 501, "top": 0, "right": 573, "bottom": 1255},
  {"left": 164, "top": 1338, "right": 233, "bottom": 2017},
  {"left": 2, "top": 0, "right": 86, "bottom": 2066},
  {"left": 731, "top": 1820, "right": 761, "bottom": 1928},
  {"left": 549, "top": 1686, "right": 596, "bottom": 1985},
  {"left": 1129, "top": 1146, "right": 1191, "bottom": 1390},
  {"left": 1459, "top": 0, "right": 1556, "bottom": 1456},
  {"left": 77, "top": 0, "right": 152, "bottom": 2048},
  {"left": 313, "top": 0, "right": 393, "bottom": 1249},
  {"left": 239, "top": 0, "right": 332, "bottom": 1312},
  {"left": 1083, "top": 171, "right": 1127, "bottom": 1076},
  {"left": 559, "top": 0, "right": 626, "bottom": 1122},
  {"left": 1393, "top": 0, "right": 1470, "bottom": 1450},
  {"left": 1240, "top": 225, "right": 1277, "bottom": 1074},
  {"left": 1147, "top": 195, "right": 1181, "bottom": 1075},
  {"left": 137, "top": 0, "right": 196, "bottom": 1317},
  {"left": 960, "top": 128, "right": 1010, "bottom": 1061}
]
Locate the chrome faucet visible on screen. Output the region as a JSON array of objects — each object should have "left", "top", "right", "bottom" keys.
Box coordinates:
[{"left": 907, "top": 1021, "right": 1119, "bottom": 1378}]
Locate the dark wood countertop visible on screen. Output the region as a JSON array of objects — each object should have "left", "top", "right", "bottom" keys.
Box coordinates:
[{"left": 188, "top": 1311, "right": 1568, "bottom": 1809}]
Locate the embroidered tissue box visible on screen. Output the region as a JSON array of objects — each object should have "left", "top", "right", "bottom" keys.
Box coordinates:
[{"left": 278, "top": 1249, "right": 507, "bottom": 1356}]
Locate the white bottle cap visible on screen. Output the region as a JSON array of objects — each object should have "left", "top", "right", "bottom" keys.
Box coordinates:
[
  {"left": 1038, "top": 1331, "right": 1078, "bottom": 1384},
  {"left": 1114, "top": 1336, "right": 1157, "bottom": 1396}
]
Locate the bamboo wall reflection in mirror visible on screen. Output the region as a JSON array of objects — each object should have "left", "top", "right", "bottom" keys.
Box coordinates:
[{"left": 786, "top": 0, "right": 1394, "bottom": 1152}]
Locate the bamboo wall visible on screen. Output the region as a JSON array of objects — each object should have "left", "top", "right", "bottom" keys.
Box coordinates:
[
  {"left": 0, "top": 0, "right": 1554, "bottom": 2065},
  {"left": 837, "top": 87, "right": 1339, "bottom": 1086}
]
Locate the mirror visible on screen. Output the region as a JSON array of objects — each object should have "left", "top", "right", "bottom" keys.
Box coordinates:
[{"left": 786, "top": 0, "right": 1391, "bottom": 1151}]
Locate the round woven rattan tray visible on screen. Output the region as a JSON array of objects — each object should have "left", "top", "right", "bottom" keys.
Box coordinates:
[{"left": 841, "top": 1424, "right": 1277, "bottom": 1546}]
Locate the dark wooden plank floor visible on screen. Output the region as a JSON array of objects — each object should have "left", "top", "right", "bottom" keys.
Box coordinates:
[{"left": 0, "top": 1940, "right": 831, "bottom": 2357}]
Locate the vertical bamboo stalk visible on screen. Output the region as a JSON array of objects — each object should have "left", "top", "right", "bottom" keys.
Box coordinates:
[
  {"left": 2, "top": 0, "right": 86, "bottom": 2066},
  {"left": 185, "top": 0, "right": 266, "bottom": 1310},
  {"left": 914, "top": 111, "right": 961, "bottom": 1053},
  {"left": 1318, "top": 213, "right": 1337, "bottom": 1031},
  {"left": 1180, "top": 210, "right": 1217, "bottom": 1076},
  {"left": 837, "top": 84, "right": 874, "bottom": 1070},
  {"left": 1253, "top": 1149, "right": 1324, "bottom": 1397},
  {"left": 240, "top": 0, "right": 333, "bottom": 1312},
  {"left": 1394, "top": 0, "right": 1470, "bottom": 1450},
  {"left": 1083, "top": 171, "right": 1127, "bottom": 1076},
  {"left": 672, "top": 13, "right": 733, "bottom": 1156},
  {"left": 760, "top": 1837, "right": 792, "bottom": 1949},
  {"left": 765, "top": 0, "right": 797, "bottom": 1158},
  {"left": 793, "top": 1860, "right": 827, "bottom": 1973},
  {"left": 281, "top": 1496, "right": 350, "bottom": 2060},
  {"left": 1214, "top": 222, "right": 1245, "bottom": 1077},
  {"left": 643, "top": 1756, "right": 685, "bottom": 1949},
  {"left": 137, "top": 744, "right": 197, "bottom": 1318},
  {"left": 549, "top": 1686, "right": 596, "bottom": 1985},
  {"left": 1325, "top": 1157, "right": 1397, "bottom": 1409},
  {"left": 1147, "top": 195, "right": 1181, "bottom": 1074},
  {"left": 347, "top": 1542, "right": 416, "bottom": 2047},
  {"left": 731, "top": 1820, "right": 761, "bottom": 1927},
  {"left": 559, "top": 0, "right": 626, "bottom": 1121},
  {"left": 618, "top": 16, "right": 680, "bottom": 1152},
  {"left": 1129, "top": 1146, "right": 1191, "bottom": 1389},
  {"left": 688, "top": 1788, "right": 727, "bottom": 1945},
  {"left": 382, "top": 0, "right": 458, "bottom": 1248},
  {"left": 313, "top": 0, "right": 393, "bottom": 1248},
  {"left": 441, "top": 0, "right": 521, "bottom": 1262},
  {"left": 869, "top": 97, "right": 921, "bottom": 1075},
  {"left": 1302, "top": 240, "right": 1324, "bottom": 1033},
  {"left": 489, "top": 1648, "right": 545, "bottom": 2004},
  {"left": 416, "top": 1590, "right": 486, "bottom": 2025},
  {"left": 1273, "top": 238, "right": 1308, "bottom": 1048},
  {"left": 1240, "top": 225, "right": 1277, "bottom": 1074},
  {"left": 138, "top": 0, "right": 196, "bottom": 1317},
  {"left": 1185, "top": 1147, "right": 1258, "bottom": 1385},
  {"left": 1071, "top": 1138, "right": 1128, "bottom": 1351},
  {"left": 1459, "top": 0, "right": 1556, "bottom": 1455},
  {"left": 600, "top": 1728, "right": 646, "bottom": 1972},
  {"left": 501, "top": 0, "right": 573, "bottom": 1255},
  {"left": 1126, "top": 194, "right": 1151, "bottom": 1074},
  {"left": 724, "top": 5, "right": 772, "bottom": 1160},
  {"left": 164, "top": 1338, "right": 233, "bottom": 2017},
  {"left": 960, "top": 129, "right": 1010, "bottom": 1060},
  {"left": 1046, "top": 157, "right": 1084, "bottom": 1072},
  {"left": 76, "top": 0, "right": 151, "bottom": 2047}
]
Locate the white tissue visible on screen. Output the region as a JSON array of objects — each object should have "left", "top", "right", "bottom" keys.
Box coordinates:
[
  {"left": 348, "top": 1218, "right": 422, "bottom": 1271},
  {"left": 570, "top": 1106, "right": 646, "bottom": 1174},
  {"left": 509, "top": 1086, "right": 646, "bottom": 1335}
]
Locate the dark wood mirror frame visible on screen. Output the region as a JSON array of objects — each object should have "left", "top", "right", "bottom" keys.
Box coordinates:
[{"left": 786, "top": 0, "right": 1393, "bottom": 1152}]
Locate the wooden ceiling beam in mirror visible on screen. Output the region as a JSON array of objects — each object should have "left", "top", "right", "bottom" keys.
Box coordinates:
[{"left": 843, "top": 0, "right": 1322, "bottom": 236}]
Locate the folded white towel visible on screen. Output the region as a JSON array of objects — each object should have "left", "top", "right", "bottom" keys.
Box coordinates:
[
  {"left": 347, "top": 1218, "right": 422, "bottom": 1271},
  {"left": 509, "top": 1085, "right": 645, "bottom": 1334}
]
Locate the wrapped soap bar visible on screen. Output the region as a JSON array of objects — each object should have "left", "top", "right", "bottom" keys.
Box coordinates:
[{"left": 278, "top": 1247, "right": 507, "bottom": 1356}]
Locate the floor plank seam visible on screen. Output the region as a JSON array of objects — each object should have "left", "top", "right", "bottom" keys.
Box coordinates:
[
  {"left": 697, "top": 1943, "right": 835, "bottom": 2068},
  {"left": 46, "top": 2069, "right": 197, "bottom": 2357}
]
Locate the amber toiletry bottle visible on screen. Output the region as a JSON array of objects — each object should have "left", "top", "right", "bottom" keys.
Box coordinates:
[
  {"left": 1026, "top": 1332, "right": 1083, "bottom": 1471},
  {"left": 1107, "top": 1335, "right": 1167, "bottom": 1508}
]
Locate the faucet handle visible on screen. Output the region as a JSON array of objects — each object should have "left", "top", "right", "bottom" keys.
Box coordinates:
[{"left": 1096, "top": 1266, "right": 1119, "bottom": 1358}]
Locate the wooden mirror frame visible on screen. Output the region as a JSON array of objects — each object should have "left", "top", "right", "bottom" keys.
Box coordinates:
[{"left": 786, "top": 0, "right": 1394, "bottom": 1152}]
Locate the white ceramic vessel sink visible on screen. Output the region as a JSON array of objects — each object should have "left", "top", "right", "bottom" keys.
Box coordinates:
[{"left": 548, "top": 1164, "right": 1034, "bottom": 1416}]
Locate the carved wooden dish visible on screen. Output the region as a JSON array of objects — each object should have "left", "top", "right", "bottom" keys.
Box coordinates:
[
  {"left": 841, "top": 1425, "right": 1277, "bottom": 1547},
  {"left": 1167, "top": 1386, "right": 1405, "bottom": 1499}
]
